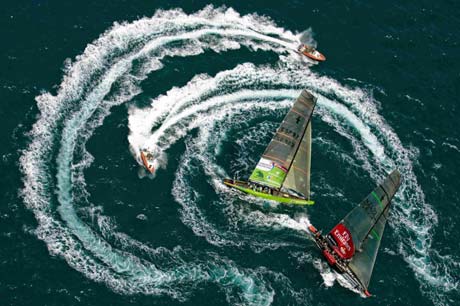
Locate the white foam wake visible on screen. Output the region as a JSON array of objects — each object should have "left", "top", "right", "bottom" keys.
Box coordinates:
[
  {"left": 129, "top": 60, "right": 456, "bottom": 302},
  {"left": 19, "top": 4, "right": 455, "bottom": 305}
]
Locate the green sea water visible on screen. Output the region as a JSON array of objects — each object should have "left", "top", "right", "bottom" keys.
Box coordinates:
[{"left": 1, "top": 1, "right": 459, "bottom": 306}]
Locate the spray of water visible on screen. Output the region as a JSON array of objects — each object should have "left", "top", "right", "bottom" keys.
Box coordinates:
[{"left": 20, "top": 5, "right": 456, "bottom": 305}]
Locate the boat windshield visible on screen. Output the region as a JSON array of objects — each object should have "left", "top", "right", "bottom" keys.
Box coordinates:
[{"left": 301, "top": 45, "right": 314, "bottom": 53}]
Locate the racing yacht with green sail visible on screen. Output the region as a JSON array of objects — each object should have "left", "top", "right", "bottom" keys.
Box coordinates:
[{"left": 224, "top": 89, "right": 316, "bottom": 205}]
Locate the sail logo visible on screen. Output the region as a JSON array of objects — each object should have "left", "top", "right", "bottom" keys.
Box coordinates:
[
  {"left": 334, "top": 229, "right": 351, "bottom": 252},
  {"left": 330, "top": 223, "right": 355, "bottom": 259},
  {"left": 255, "top": 158, "right": 274, "bottom": 172}
]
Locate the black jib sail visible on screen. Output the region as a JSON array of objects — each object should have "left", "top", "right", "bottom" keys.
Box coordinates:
[{"left": 308, "top": 169, "right": 401, "bottom": 296}]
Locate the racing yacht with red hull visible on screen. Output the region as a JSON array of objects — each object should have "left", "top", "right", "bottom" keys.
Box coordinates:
[{"left": 308, "top": 169, "right": 401, "bottom": 296}]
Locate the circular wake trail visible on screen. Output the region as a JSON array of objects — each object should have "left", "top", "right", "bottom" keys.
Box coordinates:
[
  {"left": 129, "top": 61, "right": 457, "bottom": 302},
  {"left": 20, "top": 5, "right": 456, "bottom": 305}
]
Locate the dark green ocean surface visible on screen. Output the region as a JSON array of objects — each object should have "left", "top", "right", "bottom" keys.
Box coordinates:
[{"left": 1, "top": 1, "right": 459, "bottom": 306}]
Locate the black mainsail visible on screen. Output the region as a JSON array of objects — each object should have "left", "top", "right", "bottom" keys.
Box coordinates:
[{"left": 308, "top": 169, "right": 401, "bottom": 296}]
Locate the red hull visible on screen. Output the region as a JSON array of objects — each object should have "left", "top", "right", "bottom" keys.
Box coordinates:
[
  {"left": 322, "top": 249, "right": 337, "bottom": 265},
  {"left": 308, "top": 225, "right": 318, "bottom": 234},
  {"left": 309, "top": 223, "right": 371, "bottom": 297}
]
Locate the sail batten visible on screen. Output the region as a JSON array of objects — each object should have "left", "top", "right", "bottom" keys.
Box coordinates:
[{"left": 249, "top": 90, "right": 316, "bottom": 193}]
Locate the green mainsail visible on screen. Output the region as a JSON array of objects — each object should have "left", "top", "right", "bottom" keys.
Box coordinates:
[{"left": 248, "top": 90, "right": 316, "bottom": 200}]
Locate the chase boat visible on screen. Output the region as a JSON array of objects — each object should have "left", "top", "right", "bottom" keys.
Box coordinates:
[
  {"left": 297, "top": 44, "right": 326, "bottom": 62},
  {"left": 140, "top": 149, "right": 155, "bottom": 174}
]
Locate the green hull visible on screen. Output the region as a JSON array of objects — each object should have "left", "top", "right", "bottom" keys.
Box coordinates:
[{"left": 224, "top": 180, "right": 314, "bottom": 206}]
